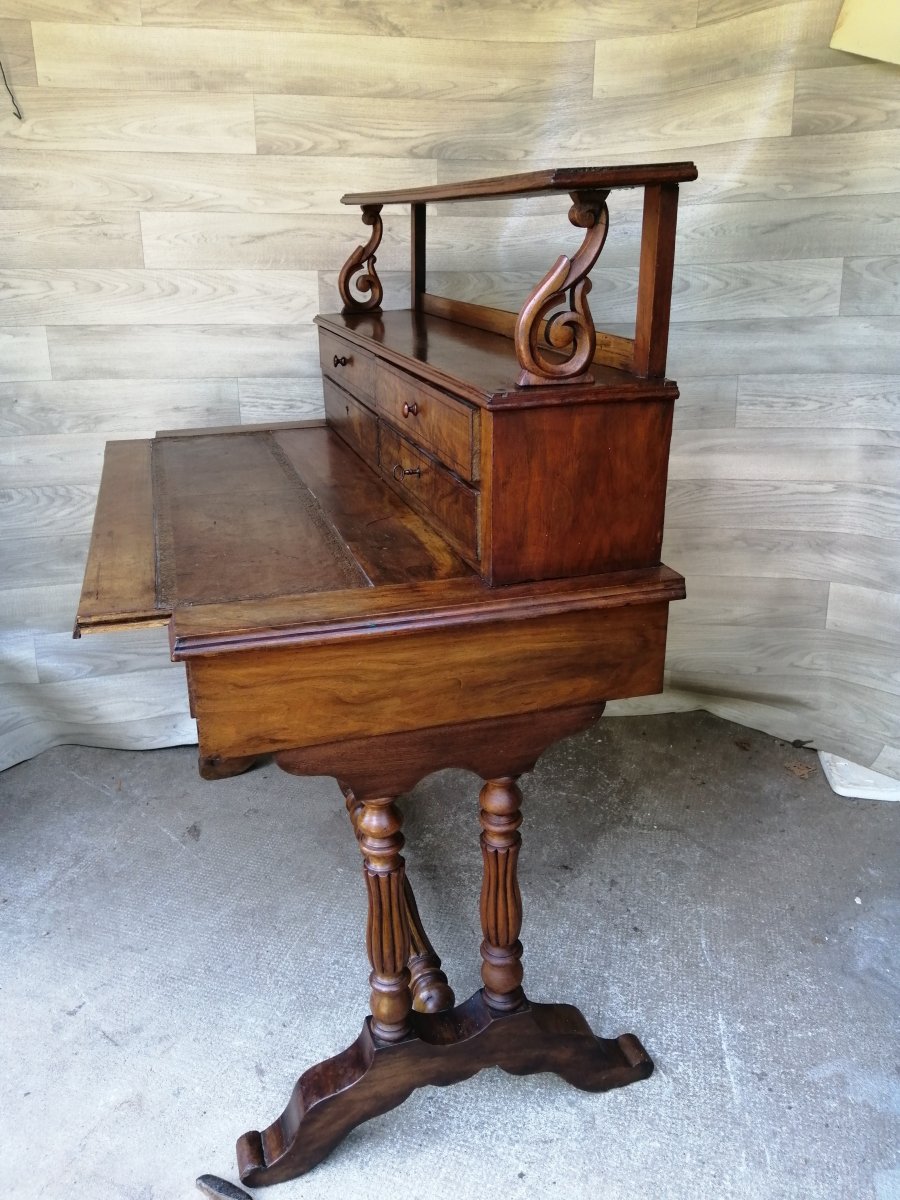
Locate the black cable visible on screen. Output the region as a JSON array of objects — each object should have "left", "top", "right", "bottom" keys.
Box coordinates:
[{"left": 0, "top": 57, "right": 22, "bottom": 120}]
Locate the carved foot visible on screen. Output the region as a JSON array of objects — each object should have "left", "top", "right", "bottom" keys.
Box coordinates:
[
  {"left": 198, "top": 753, "right": 264, "bottom": 780},
  {"left": 236, "top": 989, "right": 652, "bottom": 1186}
]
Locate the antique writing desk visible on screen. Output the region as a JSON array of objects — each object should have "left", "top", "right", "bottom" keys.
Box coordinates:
[{"left": 75, "top": 163, "right": 696, "bottom": 1187}]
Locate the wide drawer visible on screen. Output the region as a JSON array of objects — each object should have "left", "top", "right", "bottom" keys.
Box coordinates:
[
  {"left": 323, "top": 376, "right": 378, "bottom": 466},
  {"left": 319, "top": 329, "right": 374, "bottom": 401},
  {"left": 379, "top": 424, "right": 479, "bottom": 563},
  {"left": 375, "top": 362, "right": 478, "bottom": 482}
]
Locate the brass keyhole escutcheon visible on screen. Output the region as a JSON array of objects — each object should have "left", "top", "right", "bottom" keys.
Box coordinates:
[{"left": 402, "top": 402, "right": 418, "bottom": 418}]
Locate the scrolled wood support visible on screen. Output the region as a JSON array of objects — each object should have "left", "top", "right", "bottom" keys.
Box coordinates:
[
  {"left": 338, "top": 204, "right": 384, "bottom": 313},
  {"left": 479, "top": 776, "right": 525, "bottom": 1011},
  {"left": 514, "top": 189, "right": 610, "bottom": 387}
]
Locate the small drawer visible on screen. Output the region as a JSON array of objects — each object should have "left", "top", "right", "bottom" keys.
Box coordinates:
[
  {"left": 323, "top": 376, "right": 378, "bottom": 466},
  {"left": 319, "top": 329, "right": 374, "bottom": 400},
  {"left": 380, "top": 424, "right": 479, "bottom": 563},
  {"left": 375, "top": 362, "right": 477, "bottom": 482}
]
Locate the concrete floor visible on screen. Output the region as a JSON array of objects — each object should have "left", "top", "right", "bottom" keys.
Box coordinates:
[{"left": 1, "top": 711, "right": 898, "bottom": 1200}]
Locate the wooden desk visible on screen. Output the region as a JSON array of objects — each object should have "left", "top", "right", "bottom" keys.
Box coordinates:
[{"left": 75, "top": 163, "right": 695, "bottom": 1187}]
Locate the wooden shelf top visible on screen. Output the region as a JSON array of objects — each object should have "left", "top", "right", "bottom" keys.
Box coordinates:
[{"left": 342, "top": 163, "right": 698, "bottom": 207}]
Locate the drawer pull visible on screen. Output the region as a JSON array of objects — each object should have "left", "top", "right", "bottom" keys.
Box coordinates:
[
  {"left": 333, "top": 354, "right": 349, "bottom": 367},
  {"left": 392, "top": 463, "right": 421, "bottom": 481},
  {"left": 402, "top": 401, "right": 418, "bottom": 418}
]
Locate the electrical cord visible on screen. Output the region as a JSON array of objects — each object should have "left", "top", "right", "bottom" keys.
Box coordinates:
[{"left": 0, "top": 57, "right": 22, "bottom": 119}]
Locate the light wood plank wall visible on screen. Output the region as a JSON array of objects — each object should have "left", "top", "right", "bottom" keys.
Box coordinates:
[{"left": 1, "top": 0, "right": 898, "bottom": 777}]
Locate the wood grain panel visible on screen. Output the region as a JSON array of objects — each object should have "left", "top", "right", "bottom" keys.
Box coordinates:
[
  {"left": 0, "top": 484, "right": 96, "bottom": 536},
  {"left": 34, "top": 626, "right": 173, "bottom": 682},
  {"left": 0, "top": 0, "right": 139, "bottom": 20},
  {"left": 0, "top": 582, "right": 79, "bottom": 634},
  {"left": 141, "top": 0, "right": 699, "bottom": 40},
  {"left": 0, "top": 268, "right": 318, "bottom": 324},
  {"left": 793, "top": 63, "right": 900, "bottom": 136},
  {"left": 46, "top": 324, "right": 317, "bottom": 379},
  {"left": 0, "top": 379, "right": 239, "bottom": 434},
  {"left": 255, "top": 74, "right": 794, "bottom": 158},
  {"left": 697, "top": 0, "right": 818, "bottom": 22},
  {"left": 670, "top": 428, "right": 900, "bottom": 487},
  {"left": 429, "top": 259, "right": 843, "bottom": 321},
  {"left": 827, "top": 583, "right": 900, "bottom": 645},
  {"left": 665, "top": 318, "right": 900, "bottom": 376},
  {"left": 0, "top": 532, "right": 92, "bottom": 587},
  {"left": 32, "top": 23, "right": 592, "bottom": 102},
  {"left": 0, "top": 150, "right": 436, "bottom": 212},
  {"left": 0, "top": 87, "right": 255, "bottom": 153},
  {"left": 663, "top": 526, "right": 900, "bottom": 592},
  {"left": 0, "top": 433, "right": 104, "bottom": 486},
  {"left": 666, "top": 479, "right": 900, "bottom": 539},
  {"left": 0, "top": 632, "right": 37, "bottom": 685},
  {"left": 593, "top": 1, "right": 851, "bottom": 99},
  {"left": 0, "top": 19, "right": 36, "bottom": 87},
  {"left": 238, "top": 378, "right": 325, "bottom": 424},
  {"left": 672, "top": 575, "right": 829, "bottom": 628},
  {"left": 0, "top": 326, "right": 50, "bottom": 381},
  {"left": 673, "top": 377, "right": 738, "bottom": 430},
  {"left": 140, "top": 211, "right": 407, "bottom": 270},
  {"left": 0, "top": 211, "right": 142, "bottom": 269},
  {"left": 841, "top": 257, "right": 900, "bottom": 316},
  {"left": 736, "top": 374, "right": 900, "bottom": 430}
]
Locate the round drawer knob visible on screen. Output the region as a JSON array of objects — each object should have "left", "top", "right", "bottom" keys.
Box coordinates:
[
  {"left": 402, "top": 402, "right": 418, "bottom": 418},
  {"left": 333, "top": 355, "right": 348, "bottom": 367}
]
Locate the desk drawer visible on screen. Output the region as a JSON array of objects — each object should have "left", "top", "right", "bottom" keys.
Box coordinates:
[
  {"left": 379, "top": 424, "right": 478, "bottom": 563},
  {"left": 323, "top": 376, "right": 378, "bottom": 466},
  {"left": 375, "top": 362, "right": 477, "bottom": 482},
  {"left": 319, "top": 329, "right": 374, "bottom": 401}
]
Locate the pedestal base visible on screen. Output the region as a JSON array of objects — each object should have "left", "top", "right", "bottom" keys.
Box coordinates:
[{"left": 237, "top": 989, "right": 652, "bottom": 1187}]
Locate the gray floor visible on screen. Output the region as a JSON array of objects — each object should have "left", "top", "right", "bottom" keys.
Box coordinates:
[{"left": 1, "top": 711, "right": 898, "bottom": 1200}]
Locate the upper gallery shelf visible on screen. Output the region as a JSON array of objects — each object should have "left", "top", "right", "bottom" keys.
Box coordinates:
[
  {"left": 336, "top": 162, "right": 698, "bottom": 384},
  {"left": 341, "top": 163, "right": 699, "bottom": 207}
]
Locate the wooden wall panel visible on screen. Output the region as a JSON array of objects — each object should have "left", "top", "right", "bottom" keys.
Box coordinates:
[
  {"left": 1, "top": 0, "right": 899, "bottom": 778},
  {"left": 792, "top": 63, "right": 900, "bottom": 135},
  {"left": 0, "top": 211, "right": 143, "bottom": 268},
  {"left": 0, "top": 151, "right": 436, "bottom": 212},
  {"left": 592, "top": 1, "right": 851, "bottom": 97},
  {"left": 0, "top": 87, "right": 256, "bottom": 152},
  {"left": 140, "top": 212, "right": 408, "bottom": 270},
  {"left": 32, "top": 23, "right": 593, "bottom": 102},
  {"left": 0, "top": 269, "right": 318, "bottom": 324},
  {"left": 840, "top": 257, "right": 900, "bottom": 315},
  {"left": 255, "top": 73, "right": 795, "bottom": 158},
  {"left": 1, "top": 326, "right": 50, "bottom": 381},
  {"left": 0, "top": 18, "right": 36, "bottom": 85},
  {"left": 46, "top": 324, "right": 318, "bottom": 379},
  {"left": 139, "top": 0, "right": 699, "bottom": 40}
]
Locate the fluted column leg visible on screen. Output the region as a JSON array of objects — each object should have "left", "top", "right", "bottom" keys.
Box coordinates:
[
  {"left": 478, "top": 776, "right": 525, "bottom": 1012},
  {"left": 356, "top": 795, "right": 412, "bottom": 1043}
]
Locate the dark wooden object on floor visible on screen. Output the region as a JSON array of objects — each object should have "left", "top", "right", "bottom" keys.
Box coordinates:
[{"left": 75, "top": 163, "right": 695, "bottom": 1186}]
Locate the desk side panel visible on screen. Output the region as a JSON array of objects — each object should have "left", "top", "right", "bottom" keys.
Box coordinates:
[
  {"left": 75, "top": 439, "right": 167, "bottom": 635},
  {"left": 186, "top": 602, "right": 669, "bottom": 759}
]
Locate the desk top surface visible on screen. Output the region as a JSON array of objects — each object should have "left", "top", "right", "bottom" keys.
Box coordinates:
[{"left": 75, "top": 421, "right": 683, "bottom": 655}]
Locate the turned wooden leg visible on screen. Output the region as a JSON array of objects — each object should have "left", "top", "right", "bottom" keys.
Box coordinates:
[
  {"left": 344, "top": 788, "right": 455, "bottom": 1014},
  {"left": 356, "top": 795, "right": 412, "bottom": 1043},
  {"left": 479, "top": 776, "right": 525, "bottom": 1012}
]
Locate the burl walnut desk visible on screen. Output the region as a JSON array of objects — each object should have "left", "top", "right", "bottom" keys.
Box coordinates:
[{"left": 75, "top": 163, "right": 696, "bottom": 1187}]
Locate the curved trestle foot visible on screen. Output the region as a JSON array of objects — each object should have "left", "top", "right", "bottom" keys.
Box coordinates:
[{"left": 237, "top": 988, "right": 652, "bottom": 1187}]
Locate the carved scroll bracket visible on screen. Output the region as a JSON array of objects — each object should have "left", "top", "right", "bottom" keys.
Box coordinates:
[
  {"left": 338, "top": 204, "right": 384, "bottom": 314},
  {"left": 514, "top": 189, "right": 611, "bottom": 387}
]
